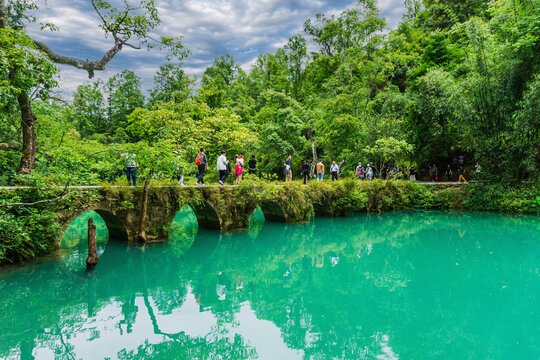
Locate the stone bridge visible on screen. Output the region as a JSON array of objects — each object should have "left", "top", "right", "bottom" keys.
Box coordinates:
[
  {"left": 1, "top": 181, "right": 465, "bottom": 246},
  {"left": 54, "top": 185, "right": 312, "bottom": 244}
]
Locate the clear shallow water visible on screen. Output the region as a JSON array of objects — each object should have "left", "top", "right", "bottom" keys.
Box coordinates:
[{"left": 0, "top": 210, "right": 539, "bottom": 360}]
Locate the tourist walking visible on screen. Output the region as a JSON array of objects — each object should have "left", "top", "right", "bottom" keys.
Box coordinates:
[
  {"left": 330, "top": 161, "right": 339, "bottom": 181},
  {"left": 217, "top": 150, "right": 228, "bottom": 185},
  {"left": 366, "top": 164, "right": 374, "bottom": 181},
  {"left": 120, "top": 152, "right": 138, "bottom": 186},
  {"left": 172, "top": 151, "right": 184, "bottom": 186},
  {"left": 445, "top": 164, "right": 452, "bottom": 182},
  {"left": 238, "top": 153, "right": 245, "bottom": 167},
  {"left": 248, "top": 155, "right": 257, "bottom": 175},
  {"left": 316, "top": 160, "right": 325, "bottom": 182},
  {"left": 381, "top": 165, "right": 388, "bottom": 180},
  {"left": 409, "top": 165, "right": 417, "bottom": 181},
  {"left": 284, "top": 155, "right": 292, "bottom": 182},
  {"left": 234, "top": 155, "right": 243, "bottom": 183},
  {"left": 195, "top": 148, "right": 207, "bottom": 186},
  {"left": 402, "top": 165, "right": 408, "bottom": 180},
  {"left": 458, "top": 165, "right": 467, "bottom": 183},
  {"left": 431, "top": 164, "right": 438, "bottom": 182},
  {"left": 302, "top": 160, "right": 311, "bottom": 184},
  {"left": 475, "top": 162, "right": 481, "bottom": 180}
]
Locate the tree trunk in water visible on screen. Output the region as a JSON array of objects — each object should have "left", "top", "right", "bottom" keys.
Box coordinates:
[
  {"left": 86, "top": 218, "right": 99, "bottom": 268},
  {"left": 17, "top": 92, "right": 37, "bottom": 174},
  {"left": 138, "top": 168, "right": 154, "bottom": 243}
]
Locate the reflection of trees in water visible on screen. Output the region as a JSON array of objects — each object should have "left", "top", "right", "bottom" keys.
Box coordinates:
[
  {"left": 117, "top": 331, "right": 257, "bottom": 360},
  {"left": 1, "top": 211, "right": 539, "bottom": 359}
]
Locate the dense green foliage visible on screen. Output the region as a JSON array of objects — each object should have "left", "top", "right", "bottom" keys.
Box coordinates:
[{"left": 1, "top": 0, "right": 539, "bottom": 184}]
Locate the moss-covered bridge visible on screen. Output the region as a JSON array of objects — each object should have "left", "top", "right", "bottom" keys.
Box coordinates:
[
  {"left": 2, "top": 181, "right": 467, "bottom": 245},
  {"left": 55, "top": 185, "right": 314, "bottom": 244}
]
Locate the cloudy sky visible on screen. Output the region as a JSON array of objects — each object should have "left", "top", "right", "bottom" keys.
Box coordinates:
[{"left": 27, "top": 0, "right": 406, "bottom": 96}]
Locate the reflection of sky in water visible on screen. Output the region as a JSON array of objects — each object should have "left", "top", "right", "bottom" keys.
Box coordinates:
[
  {"left": 0, "top": 211, "right": 539, "bottom": 359},
  {"left": 31, "top": 287, "right": 305, "bottom": 360}
]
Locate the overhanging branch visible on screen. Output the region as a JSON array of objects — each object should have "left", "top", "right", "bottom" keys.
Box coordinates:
[
  {"left": 0, "top": 143, "right": 19, "bottom": 150},
  {"left": 33, "top": 40, "right": 123, "bottom": 78}
]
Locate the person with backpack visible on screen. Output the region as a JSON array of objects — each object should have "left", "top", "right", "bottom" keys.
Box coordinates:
[
  {"left": 431, "top": 164, "right": 438, "bottom": 183},
  {"left": 474, "top": 162, "right": 482, "bottom": 181},
  {"left": 217, "top": 150, "right": 228, "bottom": 185},
  {"left": 284, "top": 155, "right": 292, "bottom": 182},
  {"left": 248, "top": 155, "right": 257, "bottom": 175},
  {"left": 302, "top": 159, "right": 311, "bottom": 184},
  {"left": 458, "top": 165, "right": 467, "bottom": 183},
  {"left": 402, "top": 165, "right": 408, "bottom": 180},
  {"left": 120, "top": 152, "right": 138, "bottom": 186},
  {"left": 195, "top": 148, "right": 207, "bottom": 186},
  {"left": 366, "top": 164, "right": 374, "bottom": 181},
  {"left": 330, "top": 161, "right": 339, "bottom": 181},
  {"left": 316, "top": 160, "right": 325, "bottom": 182}
]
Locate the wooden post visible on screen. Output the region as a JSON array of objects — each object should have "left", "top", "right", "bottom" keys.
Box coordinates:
[{"left": 86, "top": 218, "right": 99, "bottom": 268}]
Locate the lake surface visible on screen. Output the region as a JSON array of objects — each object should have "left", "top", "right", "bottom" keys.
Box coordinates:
[{"left": 0, "top": 210, "right": 539, "bottom": 360}]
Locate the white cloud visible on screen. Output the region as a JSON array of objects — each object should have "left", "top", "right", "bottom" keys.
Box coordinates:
[{"left": 26, "top": 0, "right": 405, "bottom": 97}]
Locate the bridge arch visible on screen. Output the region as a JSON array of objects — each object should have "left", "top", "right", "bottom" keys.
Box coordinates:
[
  {"left": 59, "top": 208, "right": 129, "bottom": 244},
  {"left": 186, "top": 200, "right": 222, "bottom": 229},
  {"left": 258, "top": 200, "right": 288, "bottom": 222}
]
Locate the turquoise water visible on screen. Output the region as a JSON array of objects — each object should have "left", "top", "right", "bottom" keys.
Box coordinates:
[{"left": 0, "top": 210, "right": 539, "bottom": 359}]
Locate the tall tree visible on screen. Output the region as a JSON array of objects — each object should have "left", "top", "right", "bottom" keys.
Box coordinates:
[
  {"left": 105, "top": 70, "right": 144, "bottom": 135},
  {"left": 150, "top": 63, "right": 193, "bottom": 105},
  {"left": 0, "top": 0, "right": 184, "bottom": 173}
]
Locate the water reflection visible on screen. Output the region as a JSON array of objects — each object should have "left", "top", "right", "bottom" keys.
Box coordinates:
[{"left": 0, "top": 211, "right": 539, "bottom": 359}]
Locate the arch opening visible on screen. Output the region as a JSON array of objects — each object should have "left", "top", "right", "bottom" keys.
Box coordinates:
[
  {"left": 259, "top": 200, "right": 287, "bottom": 222},
  {"left": 60, "top": 210, "right": 128, "bottom": 270},
  {"left": 61, "top": 210, "right": 109, "bottom": 249},
  {"left": 94, "top": 209, "right": 129, "bottom": 242},
  {"left": 60, "top": 209, "right": 129, "bottom": 246},
  {"left": 189, "top": 200, "right": 221, "bottom": 229}
]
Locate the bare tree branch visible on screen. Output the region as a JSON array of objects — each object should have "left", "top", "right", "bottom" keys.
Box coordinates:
[
  {"left": 0, "top": 190, "right": 75, "bottom": 207},
  {"left": 33, "top": 40, "right": 123, "bottom": 79},
  {"left": 0, "top": 143, "right": 19, "bottom": 150}
]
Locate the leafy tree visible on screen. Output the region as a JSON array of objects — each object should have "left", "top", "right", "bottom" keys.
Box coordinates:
[
  {"left": 0, "top": 0, "right": 185, "bottom": 173},
  {"left": 284, "top": 35, "right": 308, "bottom": 99},
  {"left": 127, "top": 99, "right": 257, "bottom": 159},
  {"left": 406, "top": 69, "right": 461, "bottom": 168},
  {"left": 0, "top": 27, "right": 57, "bottom": 173},
  {"left": 105, "top": 70, "right": 144, "bottom": 138},
  {"left": 150, "top": 63, "right": 193, "bottom": 105},
  {"left": 362, "top": 137, "right": 413, "bottom": 171},
  {"left": 72, "top": 81, "right": 106, "bottom": 138}
]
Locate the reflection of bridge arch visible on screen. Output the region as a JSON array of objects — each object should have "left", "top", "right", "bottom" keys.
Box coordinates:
[{"left": 59, "top": 208, "right": 129, "bottom": 244}]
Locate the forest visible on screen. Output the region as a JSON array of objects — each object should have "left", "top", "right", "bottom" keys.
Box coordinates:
[{"left": 0, "top": 0, "right": 538, "bottom": 186}]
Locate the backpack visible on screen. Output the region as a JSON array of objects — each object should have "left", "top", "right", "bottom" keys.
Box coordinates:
[
  {"left": 358, "top": 168, "right": 362, "bottom": 175},
  {"left": 195, "top": 154, "right": 202, "bottom": 166}
]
